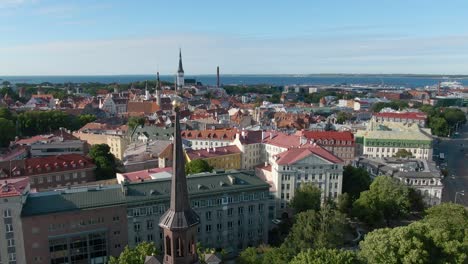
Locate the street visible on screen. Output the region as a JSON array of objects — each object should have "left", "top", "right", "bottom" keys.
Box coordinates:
[{"left": 436, "top": 123, "right": 468, "bottom": 206}]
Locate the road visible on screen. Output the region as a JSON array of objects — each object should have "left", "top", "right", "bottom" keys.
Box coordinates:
[{"left": 436, "top": 123, "right": 468, "bottom": 206}]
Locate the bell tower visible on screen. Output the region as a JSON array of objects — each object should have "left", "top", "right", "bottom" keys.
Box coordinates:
[
  {"left": 176, "top": 49, "right": 185, "bottom": 89},
  {"left": 159, "top": 99, "right": 199, "bottom": 264}
]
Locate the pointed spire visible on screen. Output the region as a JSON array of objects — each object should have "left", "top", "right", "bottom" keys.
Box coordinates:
[
  {"left": 145, "top": 81, "right": 148, "bottom": 91},
  {"left": 178, "top": 48, "right": 184, "bottom": 73},
  {"left": 159, "top": 99, "right": 199, "bottom": 229},
  {"left": 156, "top": 72, "right": 161, "bottom": 91}
]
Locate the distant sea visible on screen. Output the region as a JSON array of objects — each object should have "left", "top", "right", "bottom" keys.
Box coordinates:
[{"left": 2, "top": 75, "right": 468, "bottom": 88}]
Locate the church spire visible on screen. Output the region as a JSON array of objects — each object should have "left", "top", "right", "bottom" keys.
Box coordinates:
[
  {"left": 159, "top": 99, "right": 199, "bottom": 264},
  {"left": 156, "top": 72, "right": 161, "bottom": 90},
  {"left": 178, "top": 48, "right": 184, "bottom": 73}
]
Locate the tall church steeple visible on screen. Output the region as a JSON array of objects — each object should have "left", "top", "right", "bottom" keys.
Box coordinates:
[
  {"left": 159, "top": 99, "right": 199, "bottom": 264},
  {"left": 156, "top": 72, "right": 161, "bottom": 106},
  {"left": 176, "top": 49, "right": 185, "bottom": 89}
]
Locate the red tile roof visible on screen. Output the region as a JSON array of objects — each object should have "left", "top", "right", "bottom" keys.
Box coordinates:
[
  {"left": 19, "top": 154, "right": 95, "bottom": 176},
  {"left": 182, "top": 129, "right": 238, "bottom": 141},
  {"left": 0, "top": 177, "right": 29, "bottom": 198},
  {"left": 263, "top": 132, "right": 302, "bottom": 148},
  {"left": 185, "top": 145, "right": 241, "bottom": 160},
  {"left": 121, "top": 167, "right": 172, "bottom": 182},
  {"left": 274, "top": 145, "right": 343, "bottom": 165},
  {"left": 373, "top": 112, "right": 427, "bottom": 120},
  {"left": 299, "top": 131, "right": 354, "bottom": 142}
]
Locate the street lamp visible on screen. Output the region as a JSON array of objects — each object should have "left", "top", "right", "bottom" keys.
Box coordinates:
[{"left": 454, "top": 190, "right": 465, "bottom": 204}]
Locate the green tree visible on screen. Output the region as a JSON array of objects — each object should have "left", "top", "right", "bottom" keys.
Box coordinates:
[
  {"left": 359, "top": 203, "right": 468, "bottom": 264},
  {"left": 336, "top": 193, "right": 351, "bottom": 214},
  {"left": 359, "top": 224, "right": 432, "bottom": 264},
  {"left": 0, "top": 107, "right": 13, "bottom": 120},
  {"left": 128, "top": 116, "right": 146, "bottom": 130},
  {"left": 336, "top": 111, "right": 352, "bottom": 124},
  {"left": 88, "top": 144, "right": 117, "bottom": 180},
  {"left": 290, "top": 248, "right": 361, "bottom": 264},
  {"left": 289, "top": 183, "right": 321, "bottom": 213},
  {"left": 78, "top": 114, "right": 96, "bottom": 127},
  {"left": 238, "top": 247, "right": 261, "bottom": 264},
  {"left": 108, "top": 241, "right": 158, "bottom": 264},
  {"left": 352, "top": 176, "right": 411, "bottom": 227},
  {"left": 428, "top": 116, "right": 449, "bottom": 137},
  {"left": 0, "top": 118, "right": 15, "bottom": 147},
  {"left": 394, "top": 149, "right": 414, "bottom": 158},
  {"left": 185, "top": 159, "right": 213, "bottom": 175},
  {"left": 282, "top": 205, "right": 346, "bottom": 256},
  {"left": 342, "top": 165, "right": 371, "bottom": 202}
]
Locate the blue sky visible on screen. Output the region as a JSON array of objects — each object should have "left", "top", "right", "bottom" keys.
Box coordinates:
[{"left": 1, "top": 0, "right": 468, "bottom": 75}]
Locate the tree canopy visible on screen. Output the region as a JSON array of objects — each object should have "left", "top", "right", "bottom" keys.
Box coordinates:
[
  {"left": 282, "top": 205, "right": 346, "bottom": 256},
  {"left": 290, "top": 248, "right": 360, "bottom": 264},
  {"left": 108, "top": 241, "right": 158, "bottom": 264},
  {"left": 342, "top": 165, "right": 372, "bottom": 203},
  {"left": 0, "top": 118, "right": 15, "bottom": 147},
  {"left": 128, "top": 116, "right": 146, "bottom": 130},
  {"left": 185, "top": 159, "right": 213, "bottom": 175},
  {"left": 352, "top": 176, "right": 411, "bottom": 227},
  {"left": 359, "top": 203, "right": 468, "bottom": 264},
  {"left": 289, "top": 183, "right": 321, "bottom": 213},
  {"left": 88, "top": 144, "right": 117, "bottom": 180}
]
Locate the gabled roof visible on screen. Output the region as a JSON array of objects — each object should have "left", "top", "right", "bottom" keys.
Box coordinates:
[
  {"left": 274, "top": 145, "right": 343, "bottom": 165},
  {"left": 182, "top": 129, "right": 237, "bottom": 141},
  {"left": 185, "top": 145, "right": 241, "bottom": 160},
  {"left": 0, "top": 177, "right": 29, "bottom": 198},
  {"left": 373, "top": 112, "right": 427, "bottom": 121}
]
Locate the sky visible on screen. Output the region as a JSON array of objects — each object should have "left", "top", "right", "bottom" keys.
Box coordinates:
[{"left": 1, "top": 0, "right": 468, "bottom": 75}]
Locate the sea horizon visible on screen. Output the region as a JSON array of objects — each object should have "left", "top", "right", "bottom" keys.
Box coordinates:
[{"left": 2, "top": 74, "right": 468, "bottom": 87}]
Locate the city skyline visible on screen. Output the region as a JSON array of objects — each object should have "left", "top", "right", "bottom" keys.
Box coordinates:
[{"left": 1, "top": 0, "right": 468, "bottom": 75}]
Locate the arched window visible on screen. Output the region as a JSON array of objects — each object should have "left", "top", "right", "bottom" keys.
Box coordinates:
[{"left": 165, "top": 236, "right": 172, "bottom": 256}]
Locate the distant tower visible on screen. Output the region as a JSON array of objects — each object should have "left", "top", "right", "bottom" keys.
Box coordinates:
[
  {"left": 145, "top": 81, "right": 150, "bottom": 101},
  {"left": 159, "top": 100, "right": 200, "bottom": 264},
  {"left": 18, "top": 87, "right": 26, "bottom": 98},
  {"left": 114, "top": 84, "right": 119, "bottom": 94},
  {"left": 37, "top": 86, "right": 44, "bottom": 95},
  {"left": 177, "top": 49, "right": 185, "bottom": 89},
  {"left": 216, "top": 66, "right": 220, "bottom": 87},
  {"left": 156, "top": 72, "right": 162, "bottom": 105}
]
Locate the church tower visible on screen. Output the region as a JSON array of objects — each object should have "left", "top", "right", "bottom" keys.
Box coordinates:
[
  {"left": 159, "top": 99, "right": 199, "bottom": 264},
  {"left": 156, "top": 72, "right": 162, "bottom": 106},
  {"left": 176, "top": 49, "right": 185, "bottom": 89}
]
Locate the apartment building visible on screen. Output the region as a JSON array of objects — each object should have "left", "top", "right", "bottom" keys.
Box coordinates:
[
  {"left": 181, "top": 129, "right": 237, "bottom": 150},
  {"left": 0, "top": 178, "right": 29, "bottom": 264},
  {"left": 297, "top": 130, "right": 356, "bottom": 164},
  {"left": 257, "top": 145, "right": 344, "bottom": 213},
  {"left": 355, "top": 121, "right": 433, "bottom": 160},
  {"left": 17, "top": 171, "right": 271, "bottom": 263},
  {"left": 185, "top": 145, "right": 242, "bottom": 171},
  {"left": 0, "top": 154, "right": 96, "bottom": 191},
  {"left": 372, "top": 112, "right": 427, "bottom": 127}
]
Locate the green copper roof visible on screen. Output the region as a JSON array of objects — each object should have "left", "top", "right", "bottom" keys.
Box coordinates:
[{"left": 21, "top": 171, "right": 269, "bottom": 217}]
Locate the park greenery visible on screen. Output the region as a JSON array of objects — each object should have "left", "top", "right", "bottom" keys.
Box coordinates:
[
  {"left": 88, "top": 144, "right": 118, "bottom": 180},
  {"left": 342, "top": 165, "right": 372, "bottom": 203},
  {"left": 0, "top": 107, "right": 96, "bottom": 141},
  {"left": 352, "top": 176, "right": 413, "bottom": 227},
  {"left": 185, "top": 159, "right": 214, "bottom": 175},
  {"left": 108, "top": 241, "right": 158, "bottom": 264},
  {"left": 289, "top": 183, "right": 321, "bottom": 213}
]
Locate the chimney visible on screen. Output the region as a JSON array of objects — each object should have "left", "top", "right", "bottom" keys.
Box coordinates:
[{"left": 216, "top": 66, "right": 220, "bottom": 87}]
